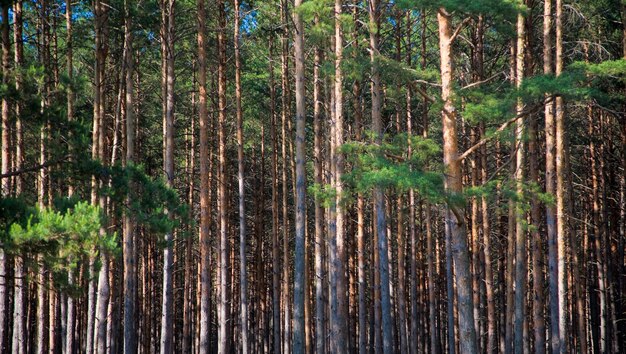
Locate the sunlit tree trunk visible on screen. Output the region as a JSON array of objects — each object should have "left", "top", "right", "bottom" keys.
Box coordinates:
[
  {"left": 554, "top": 1, "right": 568, "bottom": 351},
  {"left": 436, "top": 8, "right": 478, "bottom": 354},
  {"left": 513, "top": 11, "right": 527, "bottom": 354},
  {"left": 0, "top": 3, "right": 10, "bottom": 352},
  {"left": 293, "top": 0, "right": 306, "bottom": 352}
]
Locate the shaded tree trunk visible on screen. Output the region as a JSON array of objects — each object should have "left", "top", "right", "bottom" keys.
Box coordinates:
[
  {"left": 123, "top": 1, "right": 137, "bottom": 351},
  {"left": 159, "top": 0, "right": 175, "bottom": 351},
  {"left": 368, "top": 1, "right": 393, "bottom": 352}
]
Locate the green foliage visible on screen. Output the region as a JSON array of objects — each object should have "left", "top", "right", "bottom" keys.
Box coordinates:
[
  {"left": 342, "top": 132, "right": 444, "bottom": 202},
  {"left": 8, "top": 202, "right": 109, "bottom": 293},
  {"left": 308, "top": 183, "right": 337, "bottom": 208},
  {"left": 0, "top": 197, "right": 36, "bottom": 252},
  {"left": 105, "top": 162, "right": 191, "bottom": 238}
]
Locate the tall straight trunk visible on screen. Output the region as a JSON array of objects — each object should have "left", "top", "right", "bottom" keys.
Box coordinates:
[
  {"left": 312, "top": 23, "right": 326, "bottom": 354},
  {"left": 445, "top": 210, "right": 456, "bottom": 354},
  {"left": 95, "top": 253, "right": 109, "bottom": 354},
  {"left": 368, "top": 1, "right": 393, "bottom": 352},
  {"left": 393, "top": 16, "right": 408, "bottom": 354},
  {"left": 123, "top": 1, "right": 137, "bottom": 352},
  {"left": 513, "top": 11, "right": 527, "bottom": 354},
  {"left": 470, "top": 129, "right": 481, "bottom": 350},
  {"left": 554, "top": 1, "right": 568, "bottom": 351},
  {"left": 293, "top": 0, "right": 306, "bottom": 352},
  {"left": 436, "top": 8, "right": 478, "bottom": 354},
  {"left": 421, "top": 11, "right": 440, "bottom": 354},
  {"left": 330, "top": 1, "right": 347, "bottom": 353},
  {"left": 353, "top": 6, "right": 367, "bottom": 353},
  {"left": 183, "top": 78, "right": 195, "bottom": 354},
  {"left": 479, "top": 122, "right": 496, "bottom": 354},
  {"left": 13, "top": 0, "right": 23, "bottom": 197},
  {"left": 279, "top": 2, "right": 291, "bottom": 352},
  {"left": 64, "top": 0, "right": 75, "bottom": 350},
  {"left": 217, "top": 1, "right": 230, "bottom": 352},
  {"left": 197, "top": 1, "right": 211, "bottom": 353},
  {"left": 590, "top": 101, "right": 607, "bottom": 354},
  {"left": 505, "top": 41, "right": 516, "bottom": 354},
  {"left": 159, "top": 0, "right": 175, "bottom": 352},
  {"left": 233, "top": 1, "right": 249, "bottom": 352},
  {"left": 407, "top": 13, "right": 419, "bottom": 354},
  {"left": 269, "top": 35, "right": 281, "bottom": 354},
  {"left": 529, "top": 53, "right": 546, "bottom": 354},
  {"left": 0, "top": 4, "right": 9, "bottom": 352},
  {"left": 543, "top": 0, "right": 560, "bottom": 351},
  {"left": 91, "top": 1, "right": 108, "bottom": 352}
]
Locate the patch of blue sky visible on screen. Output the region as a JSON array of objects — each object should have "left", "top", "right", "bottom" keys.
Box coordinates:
[{"left": 241, "top": 9, "right": 258, "bottom": 34}]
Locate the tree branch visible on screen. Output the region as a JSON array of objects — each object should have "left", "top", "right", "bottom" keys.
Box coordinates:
[
  {"left": 461, "top": 71, "right": 505, "bottom": 90},
  {"left": 457, "top": 99, "right": 550, "bottom": 162},
  {"left": 450, "top": 17, "right": 472, "bottom": 44},
  {"left": 0, "top": 156, "right": 70, "bottom": 179}
]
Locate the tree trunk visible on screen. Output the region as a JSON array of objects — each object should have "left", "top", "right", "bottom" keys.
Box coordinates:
[
  {"left": 217, "top": 1, "right": 230, "bottom": 352},
  {"left": 293, "top": 0, "right": 306, "bottom": 352},
  {"left": 529, "top": 46, "right": 546, "bottom": 354},
  {"left": 197, "top": 1, "right": 211, "bottom": 353},
  {"left": 279, "top": 2, "right": 291, "bottom": 352},
  {"left": 368, "top": 2, "right": 393, "bottom": 352},
  {"left": 330, "top": 1, "right": 347, "bottom": 353},
  {"left": 436, "top": 8, "right": 478, "bottom": 354},
  {"left": 0, "top": 3, "right": 10, "bottom": 352},
  {"left": 159, "top": 0, "right": 175, "bottom": 351},
  {"left": 123, "top": 1, "right": 137, "bottom": 351},
  {"left": 542, "top": 0, "right": 560, "bottom": 352},
  {"left": 312, "top": 23, "right": 326, "bottom": 354},
  {"left": 269, "top": 34, "right": 281, "bottom": 354},
  {"left": 513, "top": 11, "right": 527, "bottom": 354},
  {"left": 554, "top": 1, "right": 568, "bottom": 351},
  {"left": 233, "top": 1, "right": 249, "bottom": 352}
]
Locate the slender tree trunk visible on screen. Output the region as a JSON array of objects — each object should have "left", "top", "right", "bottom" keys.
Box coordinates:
[
  {"left": 91, "top": 1, "right": 109, "bottom": 352},
  {"left": 436, "top": 8, "right": 478, "bottom": 354},
  {"left": 13, "top": 0, "right": 23, "bottom": 197},
  {"left": 233, "top": 1, "right": 249, "bottom": 352},
  {"left": 529, "top": 51, "right": 546, "bottom": 354},
  {"left": 279, "top": 2, "right": 291, "bottom": 352},
  {"left": 312, "top": 22, "right": 326, "bottom": 353},
  {"left": 217, "top": 1, "right": 230, "bottom": 352},
  {"left": 159, "top": 0, "right": 175, "bottom": 352},
  {"left": 513, "top": 11, "right": 527, "bottom": 354},
  {"left": 197, "top": 1, "right": 211, "bottom": 353},
  {"left": 269, "top": 35, "right": 281, "bottom": 354},
  {"left": 543, "top": 0, "right": 560, "bottom": 351},
  {"left": 330, "top": 1, "right": 347, "bottom": 353},
  {"left": 554, "top": 1, "right": 568, "bottom": 351},
  {"left": 407, "top": 14, "right": 419, "bottom": 354},
  {"left": 123, "top": 1, "right": 137, "bottom": 352},
  {"left": 293, "top": 0, "right": 306, "bottom": 352},
  {"left": 0, "top": 3, "right": 10, "bottom": 352},
  {"left": 38, "top": 2, "right": 50, "bottom": 345},
  {"left": 64, "top": 1, "right": 75, "bottom": 350},
  {"left": 368, "top": 2, "right": 393, "bottom": 352},
  {"left": 393, "top": 16, "right": 408, "bottom": 354},
  {"left": 353, "top": 6, "right": 367, "bottom": 352}
]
